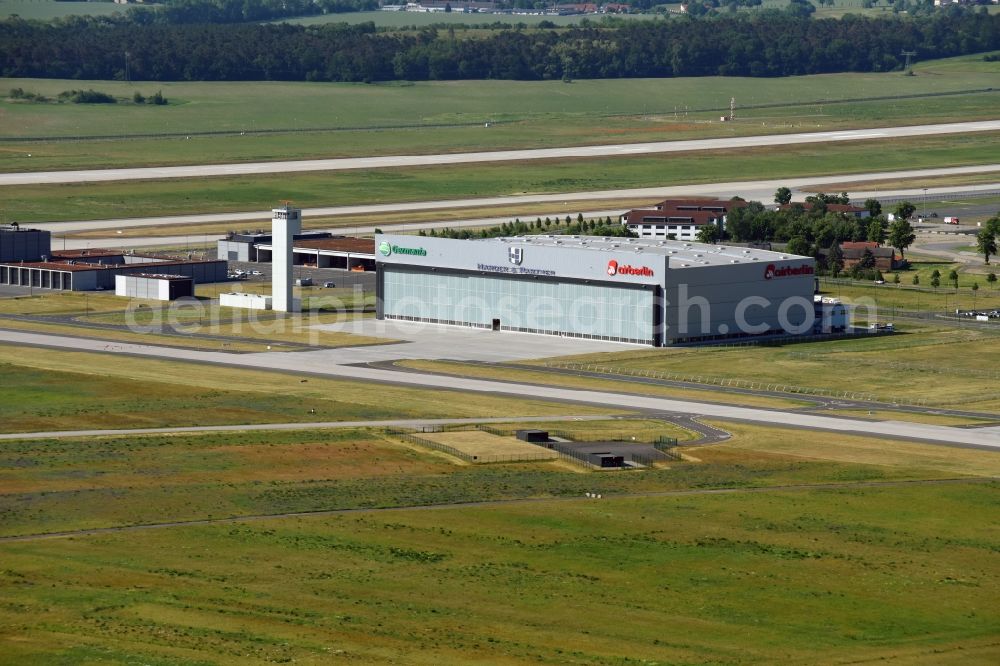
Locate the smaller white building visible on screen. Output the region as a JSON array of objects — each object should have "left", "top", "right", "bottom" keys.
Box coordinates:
[
  {"left": 220, "top": 292, "right": 272, "bottom": 310},
  {"left": 115, "top": 274, "right": 194, "bottom": 301}
]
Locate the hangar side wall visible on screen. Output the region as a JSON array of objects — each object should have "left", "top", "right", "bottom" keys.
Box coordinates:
[
  {"left": 382, "top": 264, "right": 658, "bottom": 345},
  {"left": 662, "top": 261, "right": 816, "bottom": 343}
]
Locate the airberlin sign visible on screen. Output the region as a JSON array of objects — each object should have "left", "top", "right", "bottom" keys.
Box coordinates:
[
  {"left": 607, "top": 260, "right": 654, "bottom": 278},
  {"left": 764, "top": 263, "right": 814, "bottom": 280}
]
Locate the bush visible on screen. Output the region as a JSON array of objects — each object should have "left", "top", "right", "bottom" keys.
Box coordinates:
[{"left": 58, "top": 89, "right": 117, "bottom": 104}]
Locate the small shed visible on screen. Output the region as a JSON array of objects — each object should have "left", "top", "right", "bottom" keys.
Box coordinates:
[
  {"left": 589, "top": 453, "right": 625, "bottom": 468},
  {"left": 516, "top": 429, "right": 549, "bottom": 443}
]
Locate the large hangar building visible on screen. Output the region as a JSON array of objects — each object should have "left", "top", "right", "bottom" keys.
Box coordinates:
[{"left": 375, "top": 234, "right": 820, "bottom": 347}]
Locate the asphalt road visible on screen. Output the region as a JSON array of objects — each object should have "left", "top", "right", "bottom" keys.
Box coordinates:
[
  {"left": 2, "top": 329, "right": 998, "bottom": 450},
  {"left": 6, "top": 120, "right": 1000, "bottom": 187}
]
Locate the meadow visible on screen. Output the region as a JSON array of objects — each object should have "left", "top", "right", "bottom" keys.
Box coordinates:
[
  {"left": 9, "top": 131, "right": 1000, "bottom": 223},
  {"left": 0, "top": 344, "right": 612, "bottom": 434},
  {"left": 0, "top": 0, "right": 124, "bottom": 19},
  {"left": 1, "top": 477, "right": 996, "bottom": 663},
  {"left": 1, "top": 51, "right": 997, "bottom": 172},
  {"left": 550, "top": 324, "right": 1000, "bottom": 412}
]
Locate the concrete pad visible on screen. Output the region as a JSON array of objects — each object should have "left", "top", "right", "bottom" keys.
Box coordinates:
[{"left": 311, "top": 317, "right": 641, "bottom": 363}]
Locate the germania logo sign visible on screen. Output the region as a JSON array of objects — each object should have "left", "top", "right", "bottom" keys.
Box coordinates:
[
  {"left": 607, "top": 260, "right": 653, "bottom": 277},
  {"left": 764, "top": 263, "right": 814, "bottom": 280},
  {"left": 378, "top": 242, "right": 427, "bottom": 258}
]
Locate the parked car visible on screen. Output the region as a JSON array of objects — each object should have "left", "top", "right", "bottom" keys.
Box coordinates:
[{"left": 324, "top": 281, "right": 336, "bottom": 288}]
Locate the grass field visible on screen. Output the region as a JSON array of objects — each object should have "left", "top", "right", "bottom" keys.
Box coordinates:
[
  {"left": 397, "top": 359, "right": 814, "bottom": 410},
  {"left": 1, "top": 52, "right": 997, "bottom": 172},
  {"left": 0, "top": 344, "right": 612, "bottom": 434},
  {"left": 0, "top": 0, "right": 124, "bottom": 19},
  {"left": 1, "top": 479, "right": 996, "bottom": 662},
  {"left": 419, "top": 430, "right": 558, "bottom": 461},
  {"left": 9, "top": 131, "right": 1000, "bottom": 223},
  {"left": 547, "top": 325, "right": 1000, "bottom": 412}
]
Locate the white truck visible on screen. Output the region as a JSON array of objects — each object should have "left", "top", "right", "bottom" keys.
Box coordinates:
[{"left": 943, "top": 217, "right": 960, "bottom": 225}]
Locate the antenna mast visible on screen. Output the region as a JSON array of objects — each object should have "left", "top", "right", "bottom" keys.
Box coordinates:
[{"left": 900, "top": 50, "right": 917, "bottom": 74}]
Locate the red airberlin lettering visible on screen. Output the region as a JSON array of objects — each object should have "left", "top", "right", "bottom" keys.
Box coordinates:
[
  {"left": 607, "top": 260, "right": 653, "bottom": 278},
  {"left": 764, "top": 263, "right": 814, "bottom": 280}
]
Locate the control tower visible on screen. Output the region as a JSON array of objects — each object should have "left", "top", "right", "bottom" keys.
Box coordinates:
[{"left": 271, "top": 205, "right": 301, "bottom": 313}]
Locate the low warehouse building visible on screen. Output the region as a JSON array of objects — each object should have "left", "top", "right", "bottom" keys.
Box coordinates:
[
  {"left": 376, "top": 234, "right": 821, "bottom": 346},
  {"left": 220, "top": 292, "right": 272, "bottom": 310},
  {"left": 115, "top": 274, "right": 195, "bottom": 301}
]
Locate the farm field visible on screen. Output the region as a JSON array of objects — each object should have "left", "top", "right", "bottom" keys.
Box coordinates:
[
  {"left": 1, "top": 52, "right": 997, "bottom": 171},
  {"left": 8, "top": 131, "right": 1000, "bottom": 223},
  {"left": 1, "top": 477, "right": 996, "bottom": 663}
]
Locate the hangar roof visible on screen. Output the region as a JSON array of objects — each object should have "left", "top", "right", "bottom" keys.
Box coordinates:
[{"left": 493, "top": 236, "right": 810, "bottom": 269}]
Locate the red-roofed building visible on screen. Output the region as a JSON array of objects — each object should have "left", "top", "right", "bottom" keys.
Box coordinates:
[{"left": 621, "top": 198, "right": 747, "bottom": 240}]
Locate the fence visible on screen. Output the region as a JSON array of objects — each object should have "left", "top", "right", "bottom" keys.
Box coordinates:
[
  {"left": 477, "top": 425, "right": 681, "bottom": 466},
  {"left": 541, "top": 361, "right": 927, "bottom": 406}
]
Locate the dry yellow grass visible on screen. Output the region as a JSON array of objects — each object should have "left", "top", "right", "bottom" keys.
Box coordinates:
[
  {"left": 711, "top": 421, "right": 1000, "bottom": 478},
  {"left": 0, "top": 344, "right": 615, "bottom": 421},
  {"left": 398, "top": 359, "right": 812, "bottom": 410},
  {"left": 420, "top": 431, "right": 557, "bottom": 461}
]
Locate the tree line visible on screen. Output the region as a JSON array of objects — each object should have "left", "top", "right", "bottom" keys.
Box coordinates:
[{"left": 1, "top": 10, "right": 996, "bottom": 82}]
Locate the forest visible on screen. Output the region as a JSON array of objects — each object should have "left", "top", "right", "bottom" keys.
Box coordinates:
[{"left": 0, "top": 10, "right": 996, "bottom": 82}]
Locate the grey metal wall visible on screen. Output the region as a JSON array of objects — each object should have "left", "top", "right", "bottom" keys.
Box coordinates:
[
  {"left": 382, "top": 264, "right": 657, "bottom": 344},
  {"left": 0, "top": 229, "right": 51, "bottom": 263},
  {"left": 661, "top": 262, "right": 815, "bottom": 343}
]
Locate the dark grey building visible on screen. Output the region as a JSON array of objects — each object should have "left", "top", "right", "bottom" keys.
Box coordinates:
[{"left": 0, "top": 224, "right": 51, "bottom": 263}]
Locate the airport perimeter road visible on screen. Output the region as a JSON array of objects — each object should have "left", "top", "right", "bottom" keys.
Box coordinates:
[
  {"left": 5, "top": 120, "right": 1000, "bottom": 186},
  {"left": 3, "top": 329, "right": 999, "bottom": 451}
]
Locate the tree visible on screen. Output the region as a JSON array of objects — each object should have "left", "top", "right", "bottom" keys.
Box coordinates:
[
  {"left": 696, "top": 224, "right": 721, "bottom": 244},
  {"left": 893, "top": 272, "right": 900, "bottom": 284},
  {"left": 887, "top": 218, "right": 915, "bottom": 260},
  {"left": 912, "top": 274, "right": 920, "bottom": 285},
  {"left": 893, "top": 201, "right": 915, "bottom": 221},
  {"left": 985, "top": 213, "right": 1000, "bottom": 238},
  {"left": 828, "top": 243, "right": 844, "bottom": 277},
  {"left": 132, "top": 90, "right": 145, "bottom": 104},
  {"left": 948, "top": 269, "right": 959, "bottom": 289},
  {"left": 864, "top": 198, "right": 882, "bottom": 217},
  {"left": 867, "top": 217, "right": 887, "bottom": 246},
  {"left": 976, "top": 228, "right": 997, "bottom": 264},
  {"left": 774, "top": 187, "right": 792, "bottom": 205},
  {"left": 930, "top": 275, "right": 940, "bottom": 289},
  {"left": 786, "top": 236, "right": 811, "bottom": 257},
  {"left": 989, "top": 273, "right": 998, "bottom": 289}
]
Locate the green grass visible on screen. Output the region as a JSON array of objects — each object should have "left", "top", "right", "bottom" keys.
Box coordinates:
[
  {"left": 1, "top": 479, "right": 996, "bottom": 662},
  {"left": 548, "top": 325, "right": 1000, "bottom": 412},
  {"left": 1, "top": 51, "right": 997, "bottom": 171},
  {"left": 0, "top": 345, "right": 612, "bottom": 434},
  {"left": 9, "top": 131, "right": 1000, "bottom": 223},
  {"left": 0, "top": 0, "right": 125, "bottom": 20}
]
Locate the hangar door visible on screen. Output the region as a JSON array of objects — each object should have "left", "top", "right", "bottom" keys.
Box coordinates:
[{"left": 381, "top": 267, "right": 656, "bottom": 345}]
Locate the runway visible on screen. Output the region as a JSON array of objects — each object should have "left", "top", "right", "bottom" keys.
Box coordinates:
[
  {"left": 5, "top": 120, "right": 1000, "bottom": 186},
  {"left": 2, "top": 329, "right": 998, "bottom": 451}
]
